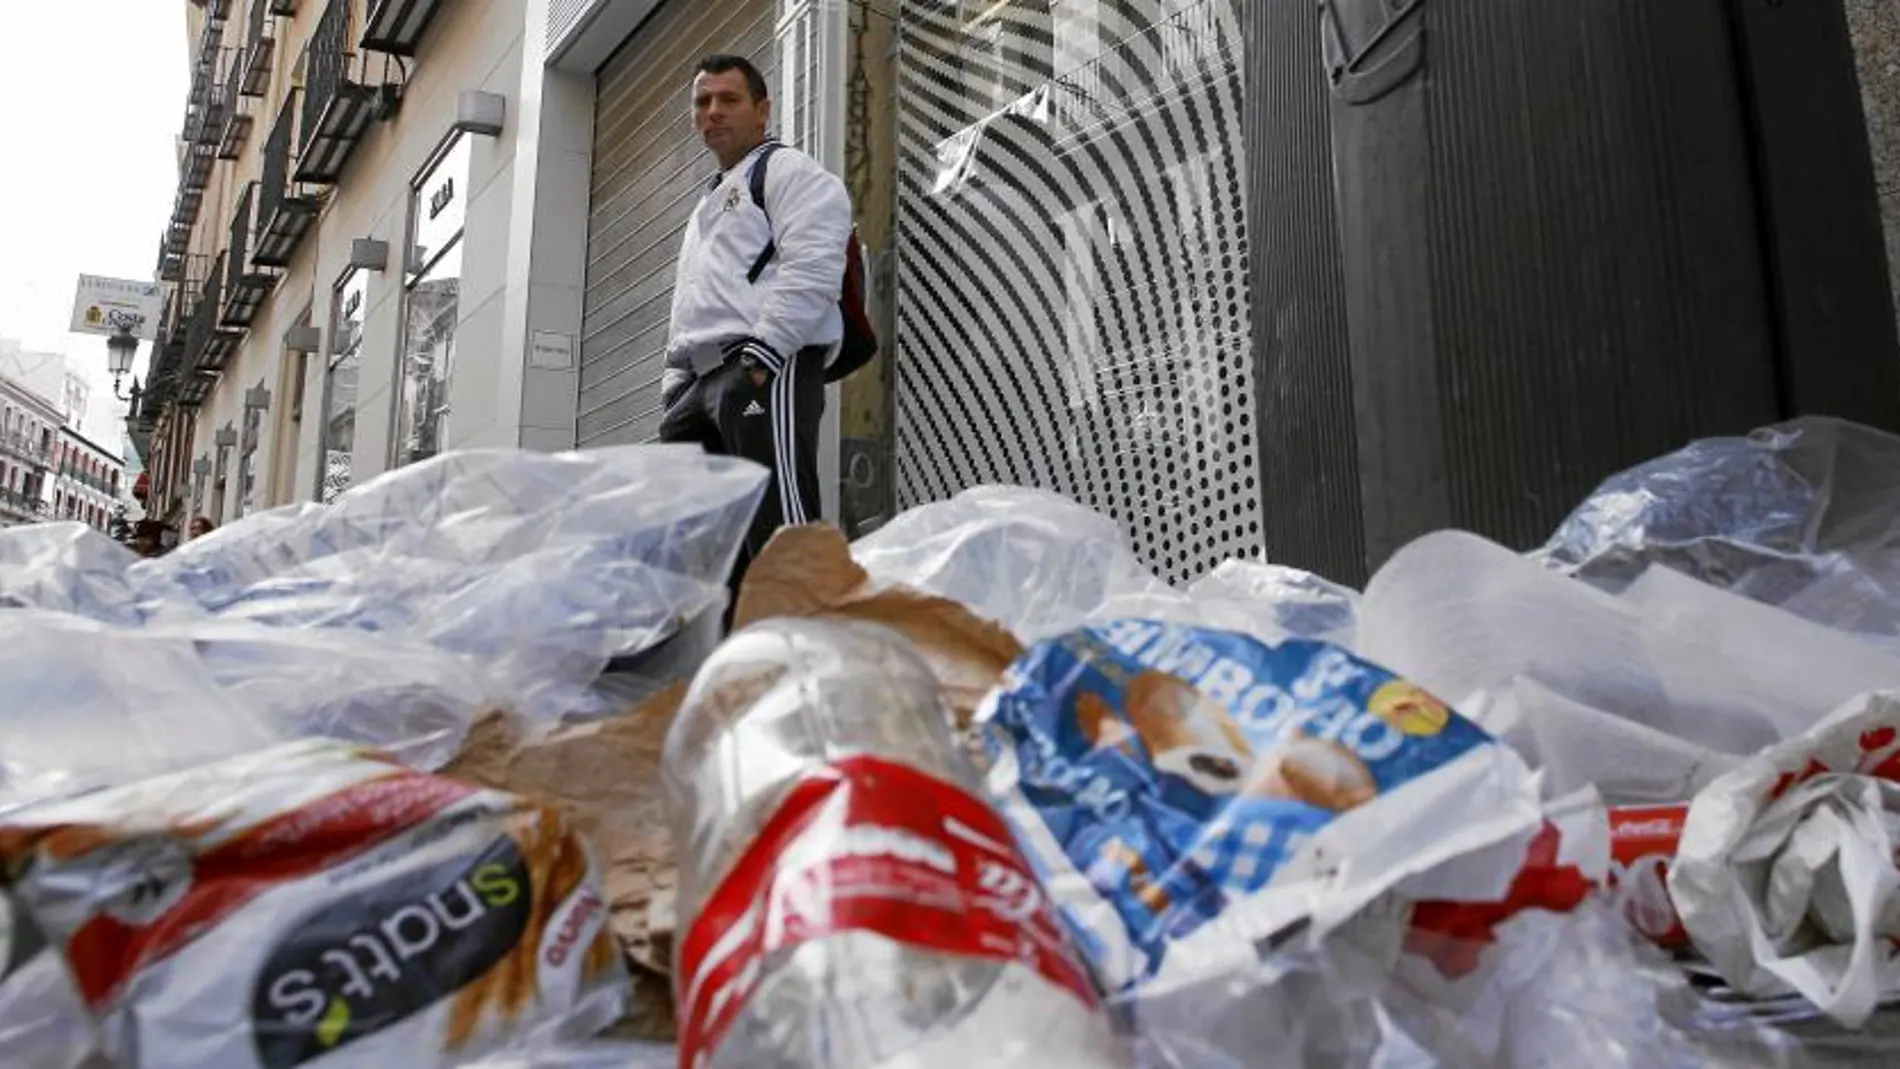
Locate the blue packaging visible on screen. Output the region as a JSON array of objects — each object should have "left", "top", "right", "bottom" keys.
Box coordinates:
[{"left": 976, "top": 619, "right": 1533, "bottom": 994}]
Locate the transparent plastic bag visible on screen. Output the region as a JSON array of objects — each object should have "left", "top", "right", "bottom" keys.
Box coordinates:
[
  {"left": 1358, "top": 531, "right": 1900, "bottom": 803},
  {"left": 127, "top": 446, "right": 766, "bottom": 725},
  {"left": 850, "top": 486, "right": 1179, "bottom": 641},
  {"left": 850, "top": 486, "right": 1362, "bottom": 648},
  {"left": 1538, "top": 417, "right": 1900, "bottom": 651},
  {"left": 0, "top": 522, "right": 154, "bottom": 626},
  {"left": 0, "top": 609, "right": 495, "bottom": 812}
]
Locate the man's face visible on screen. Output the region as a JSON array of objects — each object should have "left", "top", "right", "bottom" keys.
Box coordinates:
[{"left": 693, "top": 69, "right": 770, "bottom": 167}]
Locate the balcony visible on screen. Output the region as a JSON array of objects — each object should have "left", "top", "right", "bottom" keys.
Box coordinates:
[
  {"left": 295, "top": 0, "right": 380, "bottom": 185},
  {"left": 361, "top": 0, "right": 443, "bottom": 57},
  {"left": 255, "top": 92, "right": 319, "bottom": 267},
  {"left": 240, "top": 0, "right": 278, "bottom": 97},
  {"left": 221, "top": 183, "right": 278, "bottom": 328},
  {"left": 185, "top": 257, "right": 244, "bottom": 375},
  {"left": 177, "top": 372, "right": 218, "bottom": 408},
  {"left": 180, "top": 138, "right": 216, "bottom": 197},
  {"left": 217, "top": 49, "right": 254, "bottom": 160}
]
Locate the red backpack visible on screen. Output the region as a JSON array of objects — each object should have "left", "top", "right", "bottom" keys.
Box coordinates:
[{"left": 745, "top": 144, "right": 880, "bottom": 383}]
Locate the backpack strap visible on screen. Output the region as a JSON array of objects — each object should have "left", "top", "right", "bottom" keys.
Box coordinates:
[{"left": 746, "top": 143, "right": 785, "bottom": 285}]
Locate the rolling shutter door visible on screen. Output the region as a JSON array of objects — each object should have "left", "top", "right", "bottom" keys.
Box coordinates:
[{"left": 579, "top": 0, "right": 777, "bottom": 447}]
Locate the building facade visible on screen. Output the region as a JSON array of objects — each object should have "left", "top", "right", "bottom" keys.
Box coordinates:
[
  {"left": 135, "top": 0, "right": 1900, "bottom": 582},
  {"left": 0, "top": 379, "right": 60, "bottom": 528},
  {"left": 0, "top": 342, "right": 127, "bottom": 534}
]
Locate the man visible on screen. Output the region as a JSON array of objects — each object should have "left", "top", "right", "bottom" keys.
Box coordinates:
[
  {"left": 187, "top": 516, "right": 216, "bottom": 540},
  {"left": 661, "top": 53, "right": 851, "bottom": 577}
]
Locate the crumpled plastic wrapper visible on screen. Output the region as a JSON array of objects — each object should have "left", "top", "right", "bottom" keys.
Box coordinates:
[
  {"left": 1538, "top": 417, "right": 1900, "bottom": 651},
  {"left": 1672, "top": 691, "right": 1900, "bottom": 1028}
]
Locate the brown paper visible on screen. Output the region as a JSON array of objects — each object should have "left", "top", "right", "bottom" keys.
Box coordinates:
[
  {"left": 734, "top": 524, "right": 1025, "bottom": 727},
  {"left": 442, "top": 522, "right": 1026, "bottom": 1030}
]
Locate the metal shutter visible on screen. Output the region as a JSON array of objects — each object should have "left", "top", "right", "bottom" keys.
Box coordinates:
[{"left": 579, "top": 0, "right": 776, "bottom": 447}]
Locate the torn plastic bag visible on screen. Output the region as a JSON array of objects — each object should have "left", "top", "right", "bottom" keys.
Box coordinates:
[
  {"left": 1357, "top": 531, "right": 1900, "bottom": 802},
  {"left": 1183, "top": 560, "right": 1360, "bottom": 651},
  {"left": 129, "top": 446, "right": 766, "bottom": 724},
  {"left": 1672, "top": 691, "right": 1900, "bottom": 1028},
  {"left": 0, "top": 610, "right": 495, "bottom": 812},
  {"left": 0, "top": 739, "right": 628, "bottom": 1069},
  {"left": 1538, "top": 417, "right": 1900, "bottom": 650}
]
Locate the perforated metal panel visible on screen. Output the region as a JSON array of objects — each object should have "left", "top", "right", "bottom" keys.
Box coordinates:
[
  {"left": 892, "top": 0, "right": 1260, "bottom": 583},
  {"left": 579, "top": 0, "right": 776, "bottom": 448}
]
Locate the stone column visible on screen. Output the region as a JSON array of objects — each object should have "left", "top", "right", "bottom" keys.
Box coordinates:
[{"left": 1848, "top": 0, "right": 1900, "bottom": 342}]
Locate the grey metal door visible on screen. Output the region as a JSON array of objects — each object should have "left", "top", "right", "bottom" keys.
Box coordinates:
[{"left": 579, "top": 0, "right": 776, "bottom": 447}]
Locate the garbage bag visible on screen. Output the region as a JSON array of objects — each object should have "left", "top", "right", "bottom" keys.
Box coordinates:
[
  {"left": 1538, "top": 417, "right": 1900, "bottom": 650},
  {"left": 0, "top": 609, "right": 496, "bottom": 812},
  {"left": 129, "top": 446, "right": 766, "bottom": 724}
]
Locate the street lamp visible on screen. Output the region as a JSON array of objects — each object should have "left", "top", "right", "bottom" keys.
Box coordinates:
[{"left": 106, "top": 325, "right": 140, "bottom": 402}]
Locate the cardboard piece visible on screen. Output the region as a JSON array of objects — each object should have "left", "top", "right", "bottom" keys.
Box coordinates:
[{"left": 441, "top": 523, "right": 1028, "bottom": 1040}]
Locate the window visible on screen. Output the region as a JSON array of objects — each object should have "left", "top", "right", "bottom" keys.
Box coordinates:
[
  {"left": 320, "top": 270, "right": 367, "bottom": 503},
  {"left": 237, "top": 389, "right": 262, "bottom": 519},
  {"left": 393, "top": 134, "right": 470, "bottom": 468}
]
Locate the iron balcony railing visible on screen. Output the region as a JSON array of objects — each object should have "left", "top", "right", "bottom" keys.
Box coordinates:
[
  {"left": 218, "top": 47, "right": 254, "bottom": 160},
  {"left": 256, "top": 91, "right": 319, "bottom": 267},
  {"left": 361, "top": 0, "right": 444, "bottom": 58},
  {"left": 222, "top": 183, "right": 277, "bottom": 327},
  {"left": 241, "top": 0, "right": 277, "bottom": 96},
  {"left": 296, "top": 0, "right": 378, "bottom": 184}
]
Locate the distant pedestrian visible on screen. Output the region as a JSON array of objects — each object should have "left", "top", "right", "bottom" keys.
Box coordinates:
[
  {"left": 188, "top": 516, "right": 215, "bottom": 540},
  {"left": 660, "top": 53, "right": 854, "bottom": 600}
]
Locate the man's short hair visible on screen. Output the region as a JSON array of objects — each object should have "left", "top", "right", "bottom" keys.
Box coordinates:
[{"left": 695, "top": 53, "right": 769, "bottom": 102}]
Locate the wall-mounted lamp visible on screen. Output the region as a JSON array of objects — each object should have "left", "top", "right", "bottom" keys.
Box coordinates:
[
  {"left": 284, "top": 324, "right": 322, "bottom": 354},
  {"left": 349, "top": 238, "right": 390, "bottom": 272},
  {"left": 454, "top": 91, "right": 506, "bottom": 137}
]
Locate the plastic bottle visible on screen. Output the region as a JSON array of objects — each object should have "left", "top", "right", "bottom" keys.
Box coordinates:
[{"left": 663, "top": 618, "right": 1122, "bottom": 1069}]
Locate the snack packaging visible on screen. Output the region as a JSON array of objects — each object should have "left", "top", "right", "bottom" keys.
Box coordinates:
[
  {"left": 975, "top": 620, "right": 1543, "bottom": 997},
  {"left": 0, "top": 739, "right": 627, "bottom": 1067}
]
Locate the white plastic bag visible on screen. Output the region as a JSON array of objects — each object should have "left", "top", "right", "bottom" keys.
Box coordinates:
[
  {"left": 1672, "top": 691, "right": 1900, "bottom": 1028},
  {"left": 1358, "top": 531, "right": 1900, "bottom": 802}
]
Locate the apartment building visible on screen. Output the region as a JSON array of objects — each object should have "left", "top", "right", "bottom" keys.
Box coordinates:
[
  {"left": 0, "top": 379, "right": 60, "bottom": 528},
  {"left": 49, "top": 428, "right": 124, "bottom": 533},
  {"left": 134, "top": 0, "right": 1899, "bottom": 583}
]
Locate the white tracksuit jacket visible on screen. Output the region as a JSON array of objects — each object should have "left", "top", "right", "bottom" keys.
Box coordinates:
[{"left": 664, "top": 139, "right": 850, "bottom": 378}]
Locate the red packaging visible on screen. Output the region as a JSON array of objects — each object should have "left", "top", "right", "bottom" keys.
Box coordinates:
[{"left": 1606, "top": 804, "right": 1689, "bottom": 947}]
